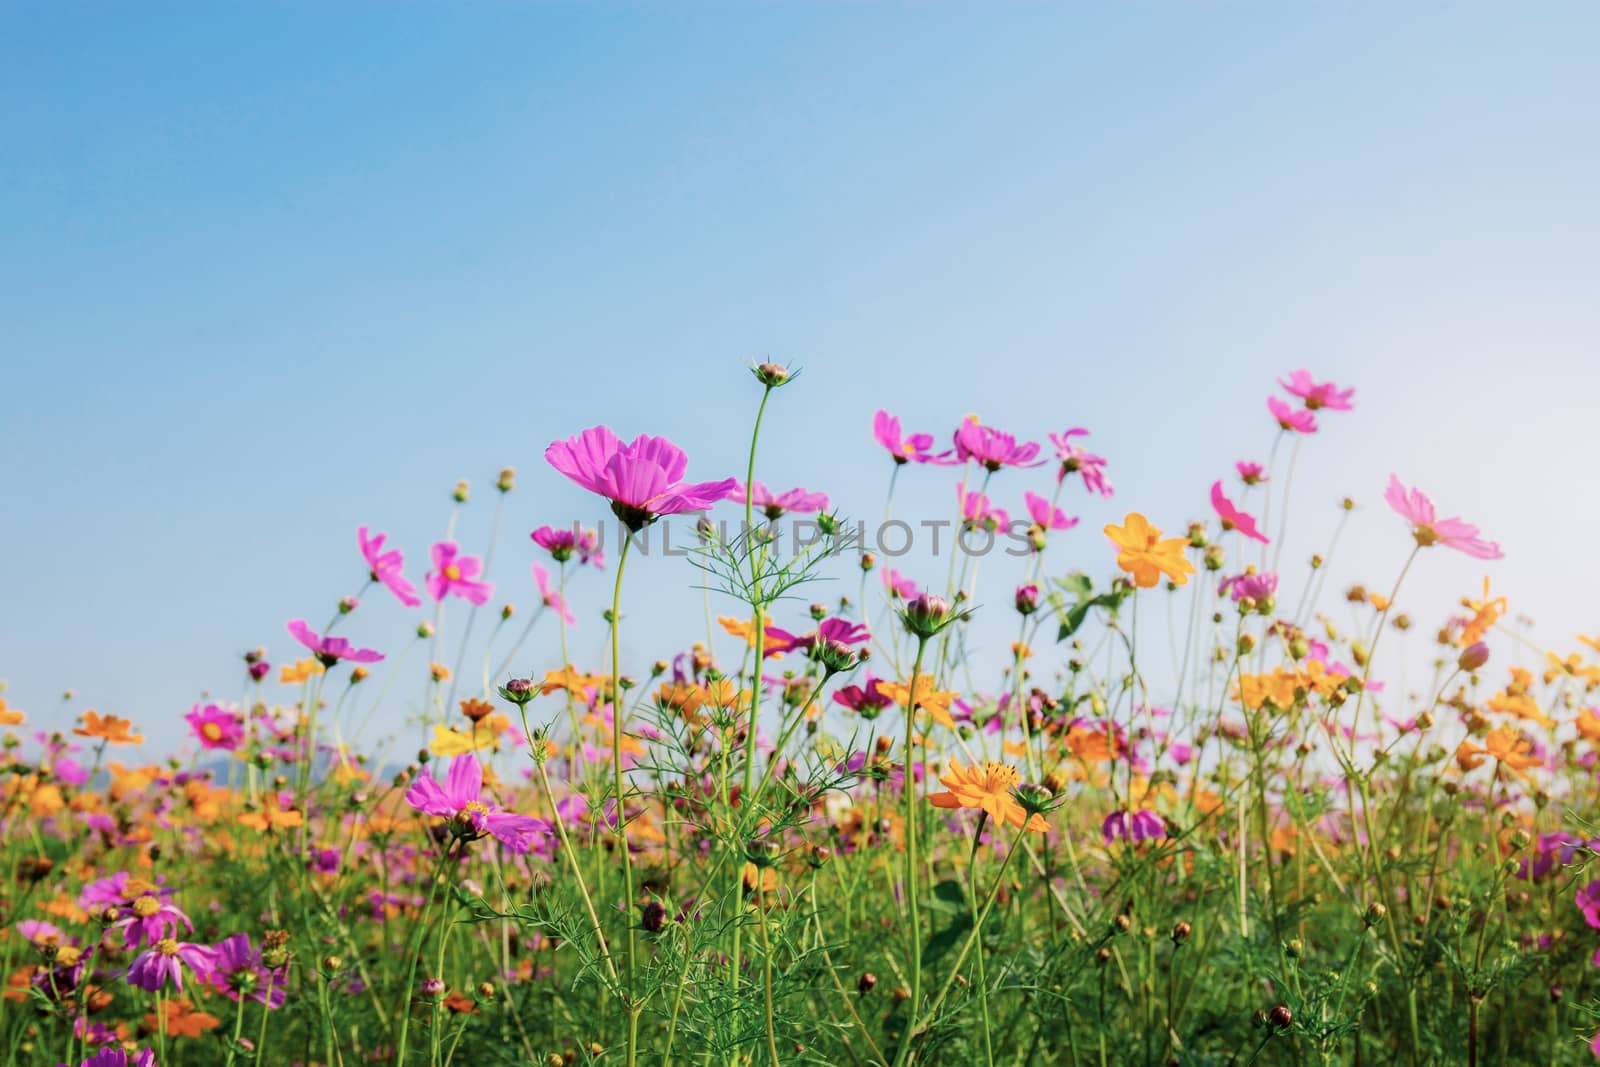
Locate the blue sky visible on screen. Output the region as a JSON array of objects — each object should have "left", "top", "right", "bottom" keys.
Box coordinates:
[{"left": 3, "top": 4, "right": 1597, "bottom": 752}]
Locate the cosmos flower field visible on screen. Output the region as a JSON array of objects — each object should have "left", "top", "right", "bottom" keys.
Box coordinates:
[{"left": 7, "top": 364, "right": 1600, "bottom": 1067}]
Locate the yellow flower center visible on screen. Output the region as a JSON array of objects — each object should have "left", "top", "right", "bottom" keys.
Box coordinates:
[
  {"left": 444, "top": 564, "right": 462, "bottom": 581},
  {"left": 462, "top": 801, "right": 490, "bottom": 817},
  {"left": 132, "top": 895, "right": 161, "bottom": 918},
  {"left": 157, "top": 938, "right": 180, "bottom": 957},
  {"left": 201, "top": 722, "right": 224, "bottom": 742}
]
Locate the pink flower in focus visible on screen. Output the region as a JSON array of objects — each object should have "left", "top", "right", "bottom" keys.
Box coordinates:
[
  {"left": 185, "top": 703, "right": 244, "bottom": 752},
  {"left": 358, "top": 527, "right": 421, "bottom": 607},
  {"left": 1383, "top": 475, "right": 1503, "bottom": 559},
  {"left": 1268, "top": 396, "right": 1317, "bottom": 434},
  {"left": 125, "top": 938, "right": 215, "bottom": 992},
  {"left": 763, "top": 617, "right": 870, "bottom": 658},
  {"left": 874, "top": 410, "right": 954, "bottom": 466},
  {"left": 952, "top": 419, "right": 1045, "bottom": 472},
  {"left": 544, "top": 426, "right": 737, "bottom": 531},
  {"left": 1210, "top": 481, "right": 1269, "bottom": 544},
  {"left": 405, "top": 753, "right": 546, "bottom": 853},
  {"left": 285, "top": 620, "right": 384, "bottom": 665},
  {"left": 426, "top": 542, "right": 494, "bottom": 605},
  {"left": 533, "top": 563, "right": 576, "bottom": 625},
  {"left": 733, "top": 481, "right": 830, "bottom": 519},
  {"left": 833, "top": 676, "right": 895, "bottom": 717},
  {"left": 1235, "top": 461, "right": 1266, "bottom": 485},
  {"left": 1023, "top": 491, "right": 1078, "bottom": 532},
  {"left": 1279, "top": 369, "right": 1354, "bottom": 412},
  {"left": 1049, "top": 428, "right": 1113, "bottom": 497}
]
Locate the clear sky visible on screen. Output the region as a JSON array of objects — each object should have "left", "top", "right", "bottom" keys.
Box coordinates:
[{"left": 4, "top": 4, "right": 1597, "bottom": 753}]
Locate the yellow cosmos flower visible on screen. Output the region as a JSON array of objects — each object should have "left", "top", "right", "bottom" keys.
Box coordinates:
[
  {"left": 1104, "top": 513, "right": 1194, "bottom": 588},
  {"left": 72, "top": 711, "right": 143, "bottom": 745},
  {"left": 280, "top": 658, "right": 325, "bottom": 684}
]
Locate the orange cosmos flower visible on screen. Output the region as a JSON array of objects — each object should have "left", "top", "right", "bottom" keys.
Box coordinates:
[
  {"left": 719, "top": 614, "right": 776, "bottom": 649},
  {"left": 1104, "top": 513, "right": 1195, "bottom": 588},
  {"left": 1544, "top": 652, "right": 1600, "bottom": 687},
  {"left": 145, "top": 997, "right": 221, "bottom": 1038},
  {"left": 928, "top": 759, "right": 1048, "bottom": 832},
  {"left": 1455, "top": 726, "right": 1542, "bottom": 778},
  {"left": 1456, "top": 578, "right": 1505, "bottom": 647},
  {"left": 1578, "top": 707, "right": 1600, "bottom": 742},
  {"left": 73, "top": 711, "right": 143, "bottom": 745},
  {"left": 876, "top": 675, "right": 958, "bottom": 730},
  {"left": 280, "top": 657, "right": 325, "bottom": 684},
  {"left": 539, "top": 665, "right": 607, "bottom": 699},
  {"left": 0, "top": 698, "right": 23, "bottom": 726}
]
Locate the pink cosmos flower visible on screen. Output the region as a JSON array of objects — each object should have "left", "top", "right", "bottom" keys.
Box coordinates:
[
  {"left": 1279, "top": 369, "right": 1354, "bottom": 412},
  {"left": 405, "top": 753, "right": 545, "bottom": 853},
  {"left": 1210, "top": 481, "right": 1269, "bottom": 544},
  {"left": 1049, "top": 428, "right": 1113, "bottom": 497},
  {"left": 833, "top": 676, "right": 895, "bottom": 718},
  {"left": 357, "top": 527, "right": 421, "bottom": 607},
  {"left": 185, "top": 703, "right": 244, "bottom": 752},
  {"left": 531, "top": 525, "right": 605, "bottom": 568},
  {"left": 733, "top": 481, "right": 830, "bottom": 519},
  {"left": 71, "top": 1049, "right": 157, "bottom": 1067},
  {"left": 285, "top": 620, "right": 384, "bottom": 665},
  {"left": 763, "top": 617, "right": 871, "bottom": 659},
  {"left": 1578, "top": 880, "right": 1600, "bottom": 928},
  {"left": 545, "top": 426, "right": 737, "bottom": 531},
  {"left": 426, "top": 541, "right": 494, "bottom": 605},
  {"left": 958, "top": 486, "right": 1008, "bottom": 531},
  {"left": 1102, "top": 809, "right": 1166, "bottom": 844},
  {"left": 873, "top": 410, "right": 954, "bottom": 465},
  {"left": 208, "top": 933, "right": 288, "bottom": 1008},
  {"left": 533, "top": 563, "right": 576, "bottom": 625},
  {"left": 1268, "top": 396, "right": 1317, "bottom": 434},
  {"left": 882, "top": 568, "right": 919, "bottom": 599},
  {"left": 952, "top": 420, "right": 1045, "bottom": 471},
  {"left": 1218, "top": 571, "right": 1278, "bottom": 603},
  {"left": 1236, "top": 461, "right": 1266, "bottom": 485},
  {"left": 1023, "top": 491, "right": 1078, "bottom": 532},
  {"left": 125, "top": 938, "right": 215, "bottom": 992},
  {"left": 1383, "top": 475, "right": 1503, "bottom": 559}
]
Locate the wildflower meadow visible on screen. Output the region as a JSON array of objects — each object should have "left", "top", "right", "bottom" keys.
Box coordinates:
[{"left": 5, "top": 360, "right": 1600, "bottom": 1067}]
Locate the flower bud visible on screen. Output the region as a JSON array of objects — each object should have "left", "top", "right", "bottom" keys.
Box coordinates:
[
  {"left": 453, "top": 480, "right": 470, "bottom": 504},
  {"left": 901, "top": 593, "right": 953, "bottom": 639},
  {"left": 752, "top": 362, "right": 793, "bottom": 387},
  {"left": 1269, "top": 1004, "right": 1293, "bottom": 1029},
  {"left": 497, "top": 467, "right": 516, "bottom": 493},
  {"left": 1458, "top": 642, "right": 1490, "bottom": 672},
  {"left": 1014, "top": 584, "right": 1040, "bottom": 616}
]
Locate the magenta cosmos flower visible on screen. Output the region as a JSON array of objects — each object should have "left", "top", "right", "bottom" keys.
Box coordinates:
[
  {"left": 531, "top": 525, "right": 604, "bottom": 568},
  {"left": 125, "top": 937, "right": 215, "bottom": 992},
  {"left": 1383, "top": 475, "right": 1503, "bottom": 559},
  {"left": 405, "top": 753, "right": 545, "bottom": 853},
  {"left": 1102, "top": 808, "right": 1166, "bottom": 845},
  {"left": 358, "top": 526, "right": 421, "bottom": 607},
  {"left": 545, "top": 426, "right": 737, "bottom": 531},
  {"left": 185, "top": 703, "right": 244, "bottom": 752},
  {"left": 873, "top": 410, "right": 954, "bottom": 465},
  {"left": 1219, "top": 570, "right": 1278, "bottom": 603},
  {"left": 1210, "top": 481, "right": 1269, "bottom": 544},
  {"left": 286, "top": 620, "right": 384, "bottom": 666},
  {"left": 1236, "top": 461, "right": 1266, "bottom": 485},
  {"left": 425, "top": 541, "right": 493, "bottom": 605},
  {"left": 733, "top": 481, "right": 830, "bottom": 519},
  {"left": 958, "top": 487, "right": 1008, "bottom": 531},
  {"left": 70, "top": 1051, "right": 157, "bottom": 1067},
  {"left": 882, "top": 568, "right": 920, "bottom": 599},
  {"left": 952, "top": 419, "right": 1044, "bottom": 471},
  {"left": 1279, "top": 369, "right": 1354, "bottom": 412},
  {"left": 1267, "top": 396, "right": 1317, "bottom": 434},
  {"left": 763, "top": 617, "right": 870, "bottom": 659},
  {"left": 1023, "top": 491, "right": 1077, "bottom": 532},
  {"left": 208, "top": 933, "right": 288, "bottom": 1007},
  {"left": 1049, "top": 428, "right": 1113, "bottom": 497}
]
